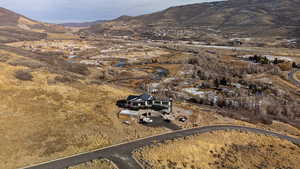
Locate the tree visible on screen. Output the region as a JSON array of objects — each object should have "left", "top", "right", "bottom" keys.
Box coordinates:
[
  {"left": 220, "top": 77, "right": 227, "bottom": 86},
  {"left": 273, "top": 58, "right": 279, "bottom": 64},
  {"left": 214, "top": 79, "right": 220, "bottom": 88},
  {"left": 292, "top": 62, "right": 297, "bottom": 68}
]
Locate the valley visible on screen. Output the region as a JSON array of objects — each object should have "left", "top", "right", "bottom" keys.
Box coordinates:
[
  {"left": 3, "top": 33, "right": 299, "bottom": 169},
  {"left": 0, "top": 0, "right": 299, "bottom": 169}
]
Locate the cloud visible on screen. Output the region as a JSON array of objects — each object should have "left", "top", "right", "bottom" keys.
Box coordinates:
[{"left": 0, "top": 0, "right": 219, "bottom": 23}]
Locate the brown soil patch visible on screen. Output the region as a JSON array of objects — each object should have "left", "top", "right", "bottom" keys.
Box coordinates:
[{"left": 295, "top": 71, "right": 300, "bottom": 81}]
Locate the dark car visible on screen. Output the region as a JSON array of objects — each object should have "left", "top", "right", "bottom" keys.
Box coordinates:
[{"left": 116, "top": 100, "right": 128, "bottom": 108}]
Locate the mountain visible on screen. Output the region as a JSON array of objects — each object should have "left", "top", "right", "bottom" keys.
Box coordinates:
[
  {"left": 0, "top": 7, "right": 66, "bottom": 43},
  {"left": 86, "top": 0, "right": 300, "bottom": 41},
  {"left": 60, "top": 20, "right": 105, "bottom": 27}
]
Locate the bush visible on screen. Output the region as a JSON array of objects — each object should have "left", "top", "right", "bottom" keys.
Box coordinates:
[
  {"left": 66, "top": 63, "right": 90, "bottom": 75},
  {"left": 278, "top": 62, "right": 292, "bottom": 71},
  {"left": 9, "top": 59, "right": 44, "bottom": 69},
  {"left": 54, "top": 76, "right": 74, "bottom": 83},
  {"left": 0, "top": 56, "right": 9, "bottom": 62},
  {"left": 15, "top": 70, "right": 33, "bottom": 81},
  {"left": 36, "top": 55, "right": 90, "bottom": 75}
]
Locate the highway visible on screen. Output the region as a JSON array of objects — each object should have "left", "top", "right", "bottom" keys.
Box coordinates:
[{"left": 22, "top": 125, "right": 300, "bottom": 169}]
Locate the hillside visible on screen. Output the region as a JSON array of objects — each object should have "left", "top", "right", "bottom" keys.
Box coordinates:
[
  {"left": 86, "top": 0, "right": 300, "bottom": 40},
  {"left": 0, "top": 7, "right": 66, "bottom": 42},
  {"left": 60, "top": 20, "right": 105, "bottom": 28},
  {"left": 0, "top": 43, "right": 168, "bottom": 169}
]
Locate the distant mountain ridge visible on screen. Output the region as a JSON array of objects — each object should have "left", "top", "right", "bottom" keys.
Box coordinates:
[{"left": 86, "top": 0, "right": 300, "bottom": 40}]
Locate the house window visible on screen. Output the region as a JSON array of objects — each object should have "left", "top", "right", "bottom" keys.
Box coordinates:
[{"left": 162, "top": 101, "right": 169, "bottom": 105}]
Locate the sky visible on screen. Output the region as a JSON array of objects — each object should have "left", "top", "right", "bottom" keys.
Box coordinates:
[{"left": 0, "top": 0, "right": 219, "bottom": 23}]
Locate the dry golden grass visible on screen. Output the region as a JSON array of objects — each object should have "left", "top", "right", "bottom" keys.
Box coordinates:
[
  {"left": 121, "top": 49, "right": 170, "bottom": 60},
  {"left": 278, "top": 62, "right": 292, "bottom": 71},
  {"left": 47, "top": 33, "right": 79, "bottom": 40},
  {"left": 158, "top": 52, "right": 194, "bottom": 63},
  {"left": 271, "top": 76, "right": 300, "bottom": 91},
  {"left": 0, "top": 43, "right": 299, "bottom": 169},
  {"left": 0, "top": 49, "right": 166, "bottom": 169},
  {"left": 174, "top": 102, "right": 300, "bottom": 138},
  {"left": 150, "top": 64, "right": 182, "bottom": 77},
  {"left": 135, "top": 130, "right": 300, "bottom": 169},
  {"left": 248, "top": 73, "right": 300, "bottom": 92},
  {"left": 295, "top": 71, "right": 300, "bottom": 82},
  {"left": 6, "top": 40, "right": 93, "bottom": 55},
  {"left": 69, "top": 159, "right": 117, "bottom": 169},
  {"left": 220, "top": 46, "right": 300, "bottom": 58},
  {"left": 174, "top": 102, "right": 232, "bottom": 128},
  {"left": 207, "top": 45, "right": 300, "bottom": 63},
  {"left": 127, "top": 64, "right": 182, "bottom": 77}
]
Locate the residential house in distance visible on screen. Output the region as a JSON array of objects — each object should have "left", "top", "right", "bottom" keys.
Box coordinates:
[{"left": 117, "top": 93, "right": 173, "bottom": 113}]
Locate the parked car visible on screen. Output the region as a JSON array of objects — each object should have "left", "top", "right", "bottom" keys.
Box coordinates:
[
  {"left": 140, "top": 117, "right": 153, "bottom": 124},
  {"left": 178, "top": 116, "right": 188, "bottom": 122},
  {"left": 123, "top": 120, "right": 131, "bottom": 125},
  {"left": 116, "top": 100, "right": 127, "bottom": 108}
]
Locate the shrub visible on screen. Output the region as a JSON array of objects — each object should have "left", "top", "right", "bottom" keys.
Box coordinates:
[
  {"left": 66, "top": 63, "right": 90, "bottom": 75},
  {"left": 15, "top": 70, "right": 33, "bottom": 81},
  {"left": 36, "top": 55, "right": 90, "bottom": 75},
  {"left": 8, "top": 59, "right": 44, "bottom": 69},
  {"left": 278, "top": 62, "right": 292, "bottom": 71},
  {"left": 0, "top": 56, "right": 9, "bottom": 62},
  {"left": 54, "top": 76, "right": 74, "bottom": 83}
]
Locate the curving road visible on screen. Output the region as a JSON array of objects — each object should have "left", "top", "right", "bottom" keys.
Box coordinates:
[
  {"left": 22, "top": 125, "right": 300, "bottom": 169},
  {"left": 288, "top": 69, "right": 300, "bottom": 87}
]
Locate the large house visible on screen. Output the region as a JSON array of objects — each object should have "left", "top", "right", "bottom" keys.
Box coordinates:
[{"left": 117, "top": 93, "right": 172, "bottom": 113}]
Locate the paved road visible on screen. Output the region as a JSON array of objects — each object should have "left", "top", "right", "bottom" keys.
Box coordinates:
[
  {"left": 288, "top": 69, "right": 300, "bottom": 87},
  {"left": 22, "top": 125, "right": 300, "bottom": 169},
  {"left": 142, "top": 116, "right": 181, "bottom": 131}
]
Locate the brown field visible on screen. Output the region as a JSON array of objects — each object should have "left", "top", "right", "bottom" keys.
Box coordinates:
[
  {"left": 270, "top": 76, "right": 300, "bottom": 95},
  {"left": 69, "top": 159, "right": 117, "bottom": 169},
  {"left": 1, "top": 38, "right": 300, "bottom": 169},
  {"left": 174, "top": 102, "right": 300, "bottom": 138},
  {"left": 47, "top": 33, "right": 80, "bottom": 40},
  {"left": 6, "top": 40, "right": 94, "bottom": 55},
  {"left": 295, "top": 71, "right": 300, "bottom": 82},
  {"left": 0, "top": 49, "right": 166, "bottom": 169},
  {"left": 134, "top": 130, "right": 300, "bottom": 169}
]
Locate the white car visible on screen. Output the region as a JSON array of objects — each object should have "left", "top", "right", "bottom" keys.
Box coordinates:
[{"left": 142, "top": 117, "right": 153, "bottom": 123}]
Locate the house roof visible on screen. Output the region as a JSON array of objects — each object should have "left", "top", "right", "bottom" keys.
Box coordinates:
[
  {"left": 139, "top": 93, "right": 153, "bottom": 101},
  {"left": 127, "top": 93, "right": 154, "bottom": 101},
  {"left": 127, "top": 95, "right": 139, "bottom": 101}
]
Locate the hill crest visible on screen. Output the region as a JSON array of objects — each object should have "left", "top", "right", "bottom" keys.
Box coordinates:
[
  {"left": 86, "top": 0, "right": 300, "bottom": 40},
  {"left": 0, "top": 7, "right": 67, "bottom": 42}
]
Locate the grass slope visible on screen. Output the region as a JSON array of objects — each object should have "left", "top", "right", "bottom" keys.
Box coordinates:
[
  {"left": 135, "top": 130, "right": 300, "bottom": 169},
  {"left": 69, "top": 159, "right": 117, "bottom": 169},
  {"left": 88, "top": 0, "right": 300, "bottom": 39},
  {"left": 0, "top": 49, "right": 165, "bottom": 169}
]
